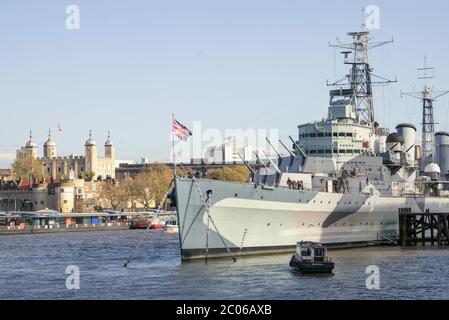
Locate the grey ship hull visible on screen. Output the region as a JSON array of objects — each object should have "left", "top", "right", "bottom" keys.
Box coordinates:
[{"left": 175, "top": 177, "right": 448, "bottom": 261}]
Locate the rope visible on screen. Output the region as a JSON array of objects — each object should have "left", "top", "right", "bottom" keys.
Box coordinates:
[
  {"left": 123, "top": 179, "right": 175, "bottom": 268},
  {"left": 192, "top": 177, "right": 237, "bottom": 263}
]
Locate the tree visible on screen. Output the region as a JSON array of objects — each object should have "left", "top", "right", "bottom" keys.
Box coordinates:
[
  {"left": 206, "top": 165, "right": 249, "bottom": 183},
  {"left": 99, "top": 180, "right": 128, "bottom": 211},
  {"left": 131, "top": 164, "right": 173, "bottom": 210},
  {"left": 84, "top": 171, "right": 95, "bottom": 181},
  {"left": 12, "top": 157, "right": 47, "bottom": 181}
]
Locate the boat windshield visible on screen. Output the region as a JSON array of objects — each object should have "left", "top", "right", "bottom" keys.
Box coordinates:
[
  {"left": 301, "top": 248, "right": 311, "bottom": 256},
  {"left": 314, "top": 248, "right": 325, "bottom": 257}
]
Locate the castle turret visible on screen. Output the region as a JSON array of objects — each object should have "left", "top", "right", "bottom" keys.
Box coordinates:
[
  {"left": 104, "top": 131, "right": 115, "bottom": 159},
  {"left": 25, "top": 130, "right": 37, "bottom": 158},
  {"left": 43, "top": 129, "right": 57, "bottom": 158},
  {"left": 84, "top": 130, "right": 98, "bottom": 179}
]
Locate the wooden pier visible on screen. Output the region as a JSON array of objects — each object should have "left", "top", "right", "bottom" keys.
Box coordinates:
[{"left": 399, "top": 212, "right": 449, "bottom": 246}]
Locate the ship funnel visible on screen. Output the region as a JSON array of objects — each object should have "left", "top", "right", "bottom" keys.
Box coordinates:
[
  {"left": 435, "top": 132, "right": 449, "bottom": 177},
  {"left": 396, "top": 123, "right": 416, "bottom": 165}
]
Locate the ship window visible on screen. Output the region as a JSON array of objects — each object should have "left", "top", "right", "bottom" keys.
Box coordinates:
[
  {"left": 325, "top": 133, "right": 331, "bottom": 137},
  {"left": 333, "top": 133, "right": 338, "bottom": 137},
  {"left": 317, "top": 133, "right": 324, "bottom": 137},
  {"left": 309, "top": 133, "right": 316, "bottom": 138},
  {"left": 339, "top": 150, "right": 346, "bottom": 154},
  {"left": 333, "top": 149, "right": 338, "bottom": 154},
  {"left": 317, "top": 150, "right": 324, "bottom": 154},
  {"left": 346, "top": 133, "right": 353, "bottom": 137},
  {"left": 325, "top": 150, "right": 331, "bottom": 154},
  {"left": 310, "top": 150, "right": 317, "bottom": 155},
  {"left": 339, "top": 132, "right": 346, "bottom": 137}
]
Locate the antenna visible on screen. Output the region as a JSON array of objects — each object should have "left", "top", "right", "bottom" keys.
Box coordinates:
[
  {"left": 328, "top": 31, "right": 396, "bottom": 127},
  {"left": 401, "top": 57, "right": 449, "bottom": 169}
]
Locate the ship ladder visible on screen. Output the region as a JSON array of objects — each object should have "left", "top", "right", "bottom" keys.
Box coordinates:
[
  {"left": 123, "top": 179, "right": 175, "bottom": 268},
  {"left": 192, "top": 177, "right": 237, "bottom": 263},
  {"left": 377, "top": 232, "right": 399, "bottom": 245}
]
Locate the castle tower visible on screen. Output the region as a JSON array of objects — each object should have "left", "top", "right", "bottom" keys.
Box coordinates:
[
  {"left": 84, "top": 130, "right": 98, "bottom": 179},
  {"left": 43, "top": 129, "right": 57, "bottom": 158},
  {"left": 104, "top": 131, "right": 115, "bottom": 159},
  {"left": 25, "top": 129, "right": 37, "bottom": 158}
]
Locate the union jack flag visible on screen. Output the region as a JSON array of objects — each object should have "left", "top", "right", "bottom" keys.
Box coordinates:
[
  {"left": 172, "top": 119, "right": 192, "bottom": 141},
  {"left": 57, "top": 123, "right": 62, "bottom": 132}
]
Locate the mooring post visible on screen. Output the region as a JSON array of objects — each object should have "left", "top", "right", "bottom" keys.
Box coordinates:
[
  {"left": 421, "top": 215, "right": 425, "bottom": 245},
  {"left": 429, "top": 215, "right": 435, "bottom": 246},
  {"left": 399, "top": 214, "right": 407, "bottom": 246},
  {"left": 437, "top": 214, "right": 442, "bottom": 246}
]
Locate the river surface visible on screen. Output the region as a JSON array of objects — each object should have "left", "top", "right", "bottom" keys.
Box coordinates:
[{"left": 0, "top": 230, "right": 448, "bottom": 300}]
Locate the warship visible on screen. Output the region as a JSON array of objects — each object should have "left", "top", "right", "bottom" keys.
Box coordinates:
[{"left": 173, "top": 30, "right": 449, "bottom": 261}]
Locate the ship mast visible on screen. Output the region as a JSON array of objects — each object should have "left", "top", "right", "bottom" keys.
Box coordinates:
[
  {"left": 401, "top": 57, "right": 449, "bottom": 170},
  {"left": 328, "top": 31, "right": 396, "bottom": 128}
]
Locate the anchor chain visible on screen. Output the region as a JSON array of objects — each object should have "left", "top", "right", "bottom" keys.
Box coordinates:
[{"left": 192, "top": 177, "right": 237, "bottom": 263}]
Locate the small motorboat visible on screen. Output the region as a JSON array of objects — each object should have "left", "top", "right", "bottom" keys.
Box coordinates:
[
  {"left": 164, "top": 218, "right": 179, "bottom": 234},
  {"left": 130, "top": 218, "right": 151, "bottom": 230},
  {"left": 289, "top": 241, "right": 335, "bottom": 274},
  {"left": 149, "top": 216, "right": 165, "bottom": 229}
]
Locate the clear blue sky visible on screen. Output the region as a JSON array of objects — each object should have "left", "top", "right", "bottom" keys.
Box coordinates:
[{"left": 1, "top": 0, "right": 449, "bottom": 167}]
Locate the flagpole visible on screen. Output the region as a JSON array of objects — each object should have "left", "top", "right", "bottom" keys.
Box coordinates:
[{"left": 172, "top": 113, "right": 176, "bottom": 177}]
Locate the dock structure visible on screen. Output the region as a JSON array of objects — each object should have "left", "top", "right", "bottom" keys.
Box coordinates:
[{"left": 399, "top": 212, "right": 449, "bottom": 246}]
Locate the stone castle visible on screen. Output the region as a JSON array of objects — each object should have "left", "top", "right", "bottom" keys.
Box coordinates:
[{"left": 16, "top": 129, "right": 116, "bottom": 180}]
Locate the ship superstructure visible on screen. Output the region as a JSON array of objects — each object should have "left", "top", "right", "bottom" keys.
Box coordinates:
[{"left": 173, "top": 30, "right": 449, "bottom": 261}]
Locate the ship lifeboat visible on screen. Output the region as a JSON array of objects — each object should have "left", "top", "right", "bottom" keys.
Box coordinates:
[{"left": 289, "top": 241, "right": 335, "bottom": 274}]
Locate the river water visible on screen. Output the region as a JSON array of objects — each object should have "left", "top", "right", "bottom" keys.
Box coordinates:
[{"left": 0, "top": 230, "right": 448, "bottom": 300}]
